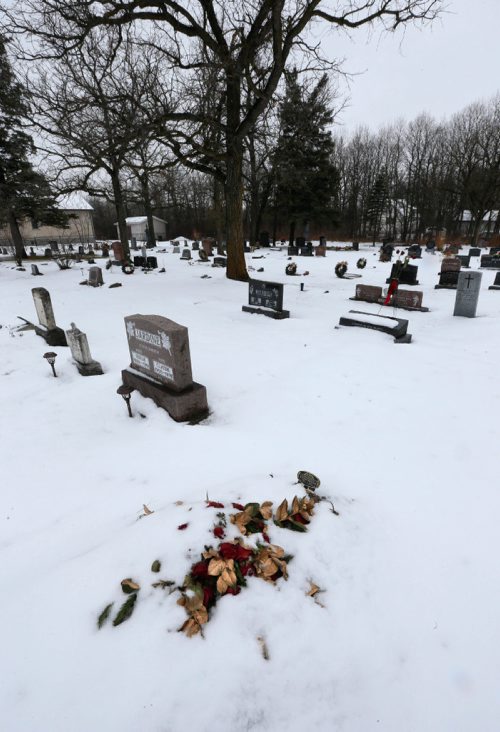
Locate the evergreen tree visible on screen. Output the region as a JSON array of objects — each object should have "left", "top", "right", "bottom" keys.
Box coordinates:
[
  {"left": 366, "top": 169, "right": 390, "bottom": 244},
  {"left": 274, "top": 71, "right": 339, "bottom": 243},
  {"left": 0, "top": 35, "right": 66, "bottom": 263}
]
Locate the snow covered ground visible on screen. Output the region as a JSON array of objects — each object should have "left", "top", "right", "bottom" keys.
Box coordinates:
[{"left": 1, "top": 243, "right": 499, "bottom": 732}]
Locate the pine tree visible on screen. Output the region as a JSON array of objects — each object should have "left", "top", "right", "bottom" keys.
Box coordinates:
[
  {"left": 0, "top": 35, "right": 66, "bottom": 263},
  {"left": 366, "top": 169, "right": 389, "bottom": 245},
  {"left": 274, "top": 71, "right": 339, "bottom": 243}
]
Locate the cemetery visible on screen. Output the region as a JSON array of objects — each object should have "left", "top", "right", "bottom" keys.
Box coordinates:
[{"left": 1, "top": 1, "right": 499, "bottom": 729}]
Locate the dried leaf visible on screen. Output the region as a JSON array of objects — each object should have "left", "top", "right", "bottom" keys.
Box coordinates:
[
  {"left": 151, "top": 559, "right": 161, "bottom": 573},
  {"left": 257, "top": 635, "right": 270, "bottom": 661},
  {"left": 259, "top": 501, "right": 273, "bottom": 520},
  {"left": 177, "top": 523, "right": 189, "bottom": 530},
  {"left": 208, "top": 558, "right": 227, "bottom": 576},
  {"left": 152, "top": 579, "right": 175, "bottom": 589},
  {"left": 179, "top": 617, "right": 202, "bottom": 637},
  {"left": 307, "top": 582, "right": 320, "bottom": 597},
  {"left": 142, "top": 504, "right": 154, "bottom": 515},
  {"left": 175, "top": 500, "right": 184, "bottom": 506},
  {"left": 121, "top": 578, "right": 140, "bottom": 594},
  {"left": 291, "top": 496, "right": 300, "bottom": 514},
  {"left": 275, "top": 499, "right": 289, "bottom": 523}
]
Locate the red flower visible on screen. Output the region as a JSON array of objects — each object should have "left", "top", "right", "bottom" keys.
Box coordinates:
[
  {"left": 203, "top": 585, "right": 215, "bottom": 607},
  {"left": 225, "top": 586, "right": 241, "bottom": 596},
  {"left": 232, "top": 502, "right": 245, "bottom": 511},
  {"left": 219, "top": 543, "right": 253, "bottom": 561},
  {"left": 291, "top": 513, "right": 308, "bottom": 525},
  {"left": 191, "top": 561, "right": 209, "bottom": 579},
  {"left": 206, "top": 501, "right": 225, "bottom": 508},
  {"left": 262, "top": 530, "right": 270, "bottom": 544},
  {"left": 213, "top": 526, "right": 225, "bottom": 539},
  {"left": 177, "top": 523, "right": 189, "bottom": 530},
  {"left": 239, "top": 562, "right": 254, "bottom": 577}
]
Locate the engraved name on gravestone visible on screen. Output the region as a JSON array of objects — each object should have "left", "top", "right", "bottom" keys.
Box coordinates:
[
  {"left": 249, "top": 280, "right": 283, "bottom": 311},
  {"left": 480, "top": 255, "right": 500, "bottom": 269},
  {"left": 32, "top": 287, "right": 56, "bottom": 330},
  {"left": 124, "top": 315, "right": 193, "bottom": 392},
  {"left": 457, "top": 255, "right": 471, "bottom": 268},
  {"left": 392, "top": 289, "right": 424, "bottom": 309},
  {"left": 441, "top": 257, "right": 461, "bottom": 272},
  {"left": 454, "top": 271, "right": 482, "bottom": 318}
]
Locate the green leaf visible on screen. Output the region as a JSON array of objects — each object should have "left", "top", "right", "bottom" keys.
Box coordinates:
[
  {"left": 113, "top": 593, "right": 137, "bottom": 626},
  {"left": 97, "top": 602, "right": 114, "bottom": 629}
]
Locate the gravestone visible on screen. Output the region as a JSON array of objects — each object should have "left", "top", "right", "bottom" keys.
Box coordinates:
[
  {"left": 351, "top": 242, "right": 359, "bottom": 252},
  {"left": 242, "top": 279, "right": 289, "bottom": 320},
  {"left": 454, "top": 271, "right": 482, "bottom": 318},
  {"left": 379, "top": 243, "right": 393, "bottom": 262},
  {"left": 181, "top": 249, "right": 192, "bottom": 260},
  {"left": 480, "top": 255, "right": 500, "bottom": 269},
  {"left": 319, "top": 236, "right": 327, "bottom": 247},
  {"left": 489, "top": 247, "right": 500, "bottom": 256},
  {"left": 31, "top": 264, "right": 43, "bottom": 276},
  {"left": 386, "top": 262, "right": 419, "bottom": 286},
  {"left": 202, "top": 239, "right": 213, "bottom": 257},
  {"left": 408, "top": 244, "right": 422, "bottom": 259},
  {"left": 259, "top": 231, "right": 270, "bottom": 247},
  {"left": 44, "top": 248, "right": 52, "bottom": 258},
  {"left": 31, "top": 287, "right": 67, "bottom": 346},
  {"left": 296, "top": 236, "right": 306, "bottom": 249},
  {"left": 435, "top": 257, "right": 461, "bottom": 289},
  {"left": 488, "top": 272, "right": 500, "bottom": 290},
  {"left": 50, "top": 241, "right": 59, "bottom": 254},
  {"left": 29, "top": 247, "right": 36, "bottom": 257},
  {"left": 212, "top": 256, "right": 227, "bottom": 268},
  {"left": 391, "top": 288, "right": 428, "bottom": 311},
  {"left": 353, "top": 284, "right": 383, "bottom": 303},
  {"left": 133, "top": 256, "right": 146, "bottom": 267},
  {"left": 469, "top": 247, "right": 481, "bottom": 257},
  {"left": 121, "top": 314, "right": 208, "bottom": 422},
  {"left": 300, "top": 242, "right": 313, "bottom": 256},
  {"left": 457, "top": 254, "right": 471, "bottom": 268},
  {"left": 78, "top": 245, "right": 84, "bottom": 256},
  {"left": 146, "top": 256, "right": 158, "bottom": 269},
  {"left": 65, "top": 323, "right": 103, "bottom": 376},
  {"left": 425, "top": 241, "right": 436, "bottom": 253},
  {"left": 101, "top": 243, "right": 109, "bottom": 257},
  {"left": 88, "top": 266, "right": 104, "bottom": 287},
  {"left": 339, "top": 310, "right": 411, "bottom": 343},
  {"left": 199, "top": 249, "right": 209, "bottom": 262},
  {"left": 173, "top": 245, "right": 180, "bottom": 254},
  {"left": 287, "top": 246, "right": 299, "bottom": 256},
  {"left": 112, "top": 242, "right": 124, "bottom": 262},
  {"left": 315, "top": 244, "right": 326, "bottom": 257},
  {"left": 192, "top": 241, "right": 200, "bottom": 251}
]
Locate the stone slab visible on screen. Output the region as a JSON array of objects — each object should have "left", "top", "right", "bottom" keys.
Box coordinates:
[
  {"left": 480, "top": 256, "right": 500, "bottom": 269},
  {"left": 339, "top": 310, "right": 411, "bottom": 343},
  {"left": 121, "top": 369, "right": 209, "bottom": 423},
  {"left": 488, "top": 272, "right": 500, "bottom": 290},
  {"left": 242, "top": 305, "right": 290, "bottom": 320},
  {"left": 454, "top": 271, "right": 482, "bottom": 318}
]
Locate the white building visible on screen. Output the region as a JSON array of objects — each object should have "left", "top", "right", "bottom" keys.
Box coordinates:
[{"left": 115, "top": 216, "right": 168, "bottom": 243}]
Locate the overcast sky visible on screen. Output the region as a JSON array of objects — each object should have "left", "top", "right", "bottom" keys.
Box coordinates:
[{"left": 317, "top": 0, "right": 500, "bottom": 133}]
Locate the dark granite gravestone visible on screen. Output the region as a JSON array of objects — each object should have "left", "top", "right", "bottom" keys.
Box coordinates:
[
  {"left": 408, "top": 244, "right": 422, "bottom": 258},
  {"left": 44, "top": 248, "right": 52, "bottom": 258},
  {"left": 458, "top": 255, "right": 471, "bottom": 268},
  {"left": 435, "top": 257, "right": 461, "bottom": 289},
  {"left": 296, "top": 236, "right": 306, "bottom": 249},
  {"left": 146, "top": 256, "right": 158, "bottom": 269},
  {"left": 339, "top": 310, "right": 411, "bottom": 343},
  {"left": 489, "top": 272, "right": 500, "bottom": 290},
  {"left": 454, "top": 271, "right": 482, "bottom": 318},
  {"left": 50, "top": 241, "right": 59, "bottom": 254},
  {"left": 212, "top": 256, "right": 227, "bottom": 268},
  {"left": 31, "top": 287, "right": 67, "bottom": 346},
  {"left": 88, "top": 266, "right": 104, "bottom": 287},
  {"left": 469, "top": 247, "right": 481, "bottom": 257},
  {"left": 134, "top": 256, "right": 146, "bottom": 267},
  {"left": 78, "top": 245, "right": 84, "bottom": 256},
  {"left": 319, "top": 236, "right": 327, "bottom": 247},
  {"left": 259, "top": 231, "right": 270, "bottom": 247},
  {"left": 299, "top": 243, "right": 313, "bottom": 256},
  {"left": 112, "top": 242, "right": 124, "bottom": 262},
  {"left": 192, "top": 241, "right": 200, "bottom": 251},
  {"left": 242, "top": 279, "right": 289, "bottom": 319},
  {"left": 173, "top": 245, "right": 180, "bottom": 254},
  {"left": 490, "top": 247, "right": 500, "bottom": 256},
  {"left": 425, "top": 241, "right": 436, "bottom": 253},
  {"left": 386, "top": 262, "right": 419, "bottom": 285},
  {"left": 379, "top": 243, "right": 393, "bottom": 262},
  {"left": 351, "top": 242, "right": 359, "bottom": 252},
  {"left": 65, "top": 322, "right": 103, "bottom": 376},
  {"left": 287, "top": 246, "right": 299, "bottom": 256},
  {"left": 353, "top": 284, "right": 383, "bottom": 303},
  {"left": 121, "top": 314, "right": 209, "bottom": 422},
  {"left": 31, "top": 264, "right": 43, "bottom": 276},
  {"left": 480, "top": 255, "right": 500, "bottom": 269},
  {"left": 181, "top": 249, "right": 192, "bottom": 260}
]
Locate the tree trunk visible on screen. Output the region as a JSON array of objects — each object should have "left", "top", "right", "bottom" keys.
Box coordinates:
[
  {"left": 8, "top": 209, "right": 25, "bottom": 264},
  {"left": 289, "top": 220, "right": 296, "bottom": 245},
  {"left": 141, "top": 177, "right": 156, "bottom": 248},
  {"left": 111, "top": 170, "right": 130, "bottom": 260},
  {"left": 225, "top": 72, "right": 248, "bottom": 282},
  {"left": 213, "top": 179, "right": 224, "bottom": 252}
]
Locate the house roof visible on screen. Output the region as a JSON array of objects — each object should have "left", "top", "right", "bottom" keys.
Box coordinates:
[
  {"left": 461, "top": 210, "right": 499, "bottom": 222},
  {"left": 57, "top": 193, "right": 93, "bottom": 211},
  {"left": 121, "top": 216, "right": 168, "bottom": 225}
]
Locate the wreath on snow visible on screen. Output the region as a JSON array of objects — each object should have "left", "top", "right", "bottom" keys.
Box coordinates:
[
  {"left": 356, "top": 258, "right": 367, "bottom": 270},
  {"left": 122, "top": 262, "right": 135, "bottom": 275},
  {"left": 335, "top": 261, "right": 347, "bottom": 278},
  {"left": 286, "top": 262, "right": 297, "bottom": 276}
]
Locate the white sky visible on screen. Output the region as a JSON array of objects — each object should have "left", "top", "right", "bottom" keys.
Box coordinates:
[{"left": 317, "top": 0, "right": 500, "bottom": 132}]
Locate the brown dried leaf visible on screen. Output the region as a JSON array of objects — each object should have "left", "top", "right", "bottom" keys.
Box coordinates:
[
  {"left": 291, "top": 496, "right": 300, "bottom": 514},
  {"left": 275, "top": 499, "right": 289, "bottom": 523},
  {"left": 175, "top": 500, "right": 184, "bottom": 506},
  {"left": 257, "top": 635, "right": 270, "bottom": 661},
  {"left": 179, "top": 618, "right": 202, "bottom": 637},
  {"left": 208, "top": 558, "right": 227, "bottom": 576},
  {"left": 121, "top": 578, "right": 140, "bottom": 594},
  {"left": 142, "top": 504, "right": 154, "bottom": 515},
  {"left": 307, "top": 582, "right": 320, "bottom": 597},
  {"left": 259, "top": 501, "right": 273, "bottom": 520}
]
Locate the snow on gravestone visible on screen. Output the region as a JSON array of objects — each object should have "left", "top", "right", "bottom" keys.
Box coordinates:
[
  {"left": 121, "top": 314, "right": 208, "bottom": 422},
  {"left": 31, "top": 287, "right": 67, "bottom": 346},
  {"left": 453, "top": 271, "right": 482, "bottom": 318}
]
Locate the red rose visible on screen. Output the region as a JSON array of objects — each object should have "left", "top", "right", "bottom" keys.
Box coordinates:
[
  {"left": 191, "top": 561, "right": 209, "bottom": 579},
  {"left": 203, "top": 585, "right": 215, "bottom": 607},
  {"left": 225, "top": 586, "right": 241, "bottom": 596},
  {"left": 213, "top": 526, "right": 225, "bottom": 539},
  {"left": 177, "top": 523, "right": 189, "bottom": 530},
  {"left": 219, "top": 543, "right": 238, "bottom": 559},
  {"left": 291, "top": 513, "right": 308, "bottom": 525},
  {"left": 232, "top": 502, "right": 245, "bottom": 511},
  {"left": 235, "top": 545, "right": 253, "bottom": 561},
  {"left": 206, "top": 501, "right": 225, "bottom": 508}
]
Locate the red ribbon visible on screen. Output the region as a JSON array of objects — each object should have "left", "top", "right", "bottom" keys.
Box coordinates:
[{"left": 384, "top": 278, "right": 399, "bottom": 305}]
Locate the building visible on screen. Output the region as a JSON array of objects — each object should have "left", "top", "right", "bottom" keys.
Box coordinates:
[
  {"left": 458, "top": 210, "right": 499, "bottom": 237},
  {"left": 0, "top": 193, "right": 95, "bottom": 250},
  {"left": 115, "top": 216, "right": 168, "bottom": 243}
]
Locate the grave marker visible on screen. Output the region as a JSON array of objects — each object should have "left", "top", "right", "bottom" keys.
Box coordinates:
[
  {"left": 386, "top": 262, "right": 419, "bottom": 286},
  {"left": 121, "top": 314, "right": 208, "bottom": 422},
  {"left": 88, "top": 266, "right": 104, "bottom": 287},
  {"left": 457, "top": 255, "right": 471, "bottom": 268},
  {"left": 353, "top": 284, "right": 383, "bottom": 303},
  {"left": 212, "top": 256, "right": 227, "bottom": 268},
  {"left": 469, "top": 247, "right": 481, "bottom": 257},
  {"left": 181, "top": 249, "right": 192, "bottom": 260},
  {"left": 173, "top": 245, "right": 180, "bottom": 254},
  {"left": 65, "top": 323, "right": 103, "bottom": 376},
  {"left": 192, "top": 241, "right": 200, "bottom": 251},
  {"left": 242, "top": 279, "right": 289, "bottom": 320},
  {"left": 454, "top": 271, "right": 482, "bottom": 318},
  {"left": 31, "top": 287, "right": 67, "bottom": 346},
  {"left": 435, "top": 257, "right": 461, "bottom": 289},
  {"left": 339, "top": 310, "right": 411, "bottom": 343},
  {"left": 31, "top": 264, "right": 43, "bottom": 276},
  {"left": 112, "top": 241, "right": 124, "bottom": 262},
  {"left": 488, "top": 272, "right": 500, "bottom": 290},
  {"left": 480, "top": 255, "right": 500, "bottom": 269}
]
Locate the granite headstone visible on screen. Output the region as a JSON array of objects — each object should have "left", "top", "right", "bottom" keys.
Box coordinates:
[{"left": 453, "top": 271, "right": 482, "bottom": 318}]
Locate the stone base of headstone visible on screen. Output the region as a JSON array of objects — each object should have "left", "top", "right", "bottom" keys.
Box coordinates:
[
  {"left": 488, "top": 286, "right": 500, "bottom": 290},
  {"left": 385, "top": 277, "right": 419, "bottom": 286},
  {"left": 34, "top": 324, "right": 68, "bottom": 347},
  {"left": 121, "top": 369, "right": 209, "bottom": 423},
  {"left": 212, "top": 257, "right": 227, "bottom": 268},
  {"left": 434, "top": 283, "right": 458, "bottom": 290},
  {"left": 242, "top": 305, "right": 290, "bottom": 320},
  {"left": 339, "top": 310, "right": 412, "bottom": 343},
  {"left": 350, "top": 296, "right": 428, "bottom": 313},
  {"left": 74, "top": 359, "right": 104, "bottom": 376}
]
